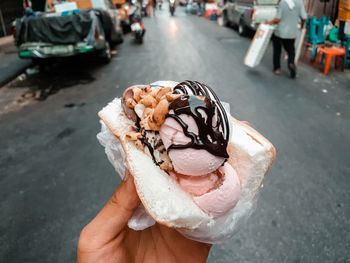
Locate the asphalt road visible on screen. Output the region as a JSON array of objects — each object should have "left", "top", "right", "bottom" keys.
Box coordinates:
[{"left": 1, "top": 7, "right": 350, "bottom": 263}]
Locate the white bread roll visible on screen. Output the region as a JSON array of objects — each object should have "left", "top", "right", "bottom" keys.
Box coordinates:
[{"left": 98, "top": 81, "right": 276, "bottom": 242}]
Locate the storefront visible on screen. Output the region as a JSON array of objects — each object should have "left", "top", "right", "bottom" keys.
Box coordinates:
[
  {"left": 0, "top": 0, "right": 23, "bottom": 37},
  {"left": 304, "top": 0, "right": 339, "bottom": 22}
]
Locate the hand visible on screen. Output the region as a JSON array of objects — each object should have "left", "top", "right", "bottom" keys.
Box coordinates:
[
  {"left": 266, "top": 18, "right": 280, "bottom": 25},
  {"left": 77, "top": 170, "right": 211, "bottom": 263}
]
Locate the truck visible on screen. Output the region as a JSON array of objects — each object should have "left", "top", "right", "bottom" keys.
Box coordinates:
[
  {"left": 223, "top": 0, "right": 279, "bottom": 36},
  {"left": 14, "top": 0, "right": 123, "bottom": 62}
]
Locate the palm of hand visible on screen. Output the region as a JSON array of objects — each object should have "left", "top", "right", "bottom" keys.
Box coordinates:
[{"left": 79, "top": 223, "right": 211, "bottom": 263}]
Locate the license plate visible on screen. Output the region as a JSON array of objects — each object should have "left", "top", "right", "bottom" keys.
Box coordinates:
[
  {"left": 131, "top": 23, "right": 141, "bottom": 31},
  {"left": 55, "top": 46, "right": 68, "bottom": 52},
  {"left": 47, "top": 45, "right": 70, "bottom": 54}
]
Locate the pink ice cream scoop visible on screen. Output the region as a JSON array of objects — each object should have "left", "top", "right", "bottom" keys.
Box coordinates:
[
  {"left": 193, "top": 162, "right": 241, "bottom": 217},
  {"left": 160, "top": 111, "right": 225, "bottom": 176},
  {"left": 170, "top": 170, "right": 221, "bottom": 196},
  {"left": 171, "top": 162, "right": 241, "bottom": 217},
  {"left": 159, "top": 81, "right": 240, "bottom": 217}
]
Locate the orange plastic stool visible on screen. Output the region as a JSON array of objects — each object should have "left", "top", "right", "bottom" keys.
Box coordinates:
[
  {"left": 313, "top": 47, "right": 346, "bottom": 75},
  {"left": 302, "top": 43, "right": 324, "bottom": 63}
]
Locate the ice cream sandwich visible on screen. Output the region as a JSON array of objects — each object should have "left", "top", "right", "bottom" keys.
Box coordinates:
[{"left": 98, "top": 80, "right": 276, "bottom": 243}]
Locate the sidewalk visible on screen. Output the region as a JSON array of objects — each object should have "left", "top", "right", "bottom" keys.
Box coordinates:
[{"left": 0, "top": 36, "right": 32, "bottom": 87}]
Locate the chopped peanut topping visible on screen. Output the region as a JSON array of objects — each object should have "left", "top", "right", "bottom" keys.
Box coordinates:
[
  {"left": 126, "top": 131, "right": 142, "bottom": 141},
  {"left": 135, "top": 140, "right": 144, "bottom": 151},
  {"left": 126, "top": 98, "right": 137, "bottom": 108},
  {"left": 153, "top": 99, "right": 169, "bottom": 125},
  {"left": 126, "top": 85, "right": 181, "bottom": 142},
  {"left": 160, "top": 163, "right": 173, "bottom": 171},
  {"left": 126, "top": 86, "right": 176, "bottom": 134}
]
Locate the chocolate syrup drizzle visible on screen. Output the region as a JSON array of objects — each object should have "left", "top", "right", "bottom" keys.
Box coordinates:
[
  {"left": 141, "top": 136, "right": 160, "bottom": 165},
  {"left": 135, "top": 116, "right": 159, "bottom": 165},
  {"left": 167, "top": 81, "right": 230, "bottom": 158}
]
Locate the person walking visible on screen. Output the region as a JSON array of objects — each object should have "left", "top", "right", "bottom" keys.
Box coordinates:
[
  {"left": 152, "top": 0, "right": 157, "bottom": 17},
  {"left": 146, "top": 0, "right": 151, "bottom": 17},
  {"left": 203, "top": 0, "right": 207, "bottom": 16},
  {"left": 267, "top": 0, "right": 307, "bottom": 78}
]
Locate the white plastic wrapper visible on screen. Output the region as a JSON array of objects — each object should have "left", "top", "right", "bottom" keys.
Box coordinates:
[{"left": 96, "top": 81, "right": 260, "bottom": 244}]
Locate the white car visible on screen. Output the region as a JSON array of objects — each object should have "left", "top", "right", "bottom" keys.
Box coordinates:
[{"left": 223, "top": 0, "right": 278, "bottom": 36}]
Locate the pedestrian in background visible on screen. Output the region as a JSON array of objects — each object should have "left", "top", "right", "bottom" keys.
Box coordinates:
[
  {"left": 152, "top": 0, "right": 157, "bottom": 17},
  {"left": 146, "top": 0, "right": 152, "bottom": 17},
  {"left": 203, "top": 0, "right": 207, "bottom": 16},
  {"left": 197, "top": 0, "right": 202, "bottom": 16},
  {"left": 267, "top": 0, "right": 307, "bottom": 78}
]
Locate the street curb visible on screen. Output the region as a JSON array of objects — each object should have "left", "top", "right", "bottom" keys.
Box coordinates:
[{"left": 0, "top": 36, "right": 33, "bottom": 88}]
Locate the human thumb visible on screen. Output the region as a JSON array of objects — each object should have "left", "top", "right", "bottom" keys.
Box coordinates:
[{"left": 79, "top": 169, "right": 140, "bottom": 249}]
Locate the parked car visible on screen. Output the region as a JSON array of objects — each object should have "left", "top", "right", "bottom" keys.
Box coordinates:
[
  {"left": 14, "top": 2, "right": 122, "bottom": 63},
  {"left": 179, "top": 0, "right": 187, "bottom": 6},
  {"left": 223, "top": 0, "right": 278, "bottom": 36}
]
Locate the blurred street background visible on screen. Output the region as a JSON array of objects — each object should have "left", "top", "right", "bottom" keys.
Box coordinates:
[{"left": 0, "top": 0, "right": 350, "bottom": 262}]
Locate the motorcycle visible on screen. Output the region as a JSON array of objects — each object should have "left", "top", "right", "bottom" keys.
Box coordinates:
[
  {"left": 158, "top": 0, "right": 163, "bottom": 10},
  {"left": 129, "top": 6, "right": 145, "bottom": 44},
  {"left": 169, "top": 0, "right": 176, "bottom": 16}
]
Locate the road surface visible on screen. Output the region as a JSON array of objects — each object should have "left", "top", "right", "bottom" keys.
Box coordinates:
[{"left": 0, "top": 7, "right": 349, "bottom": 263}]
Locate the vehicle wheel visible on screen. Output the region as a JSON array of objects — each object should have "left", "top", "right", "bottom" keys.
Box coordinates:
[
  {"left": 238, "top": 19, "right": 247, "bottom": 36},
  {"left": 223, "top": 10, "right": 230, "bottom": 27},
  {"left": 136, "top": 33, "right": 143, "bottom": 44},
  {"left": 32, "top": 58, "right": 54, "bottom": 69},
  {"left": 100, "top": 42, "right": 111, "bottom": 63}
]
